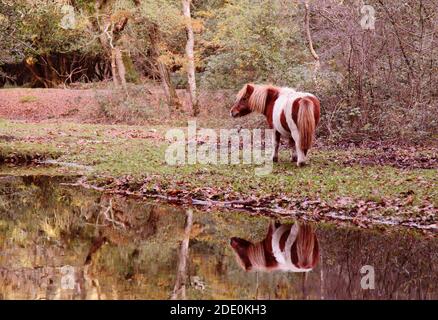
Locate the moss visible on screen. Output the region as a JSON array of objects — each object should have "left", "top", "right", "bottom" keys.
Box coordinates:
[
  {"left": 19, "top": 95, "right": 38, "bottom": 103},
  {"left": 0, "top": 120, "right": 436, "bottom": 212},
  {"left": 122, "top": 53, "right": 140, "bottom": 84},
  {"left": 0, "top": 141, "right": 61, "bottom": 164}
]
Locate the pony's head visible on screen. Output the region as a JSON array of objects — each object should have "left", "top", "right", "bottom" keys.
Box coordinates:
[
  {"left": 230, "top": 84, "right": 277, "bottom": 118},
  {"left": 230, "top": 83, "right": 255, "bottom": 118}
]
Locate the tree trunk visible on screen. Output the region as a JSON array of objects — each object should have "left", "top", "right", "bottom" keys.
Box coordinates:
[
  {"left": 45, "top": 55, "right": 60, "bottom": 86},
  {"left": 303, "top": 1, "right": 320, "bottom": 83},
  {"left": 25, "top": 62, "right": 46, "bottom": 88},
  {"left": 158, "top": 61, "right": 181, "bottom": 108},
  {"left": 114, "top": 47, "right": 127, "bottom": 91},
  {"left": 182, "top": 0, "right": 198, "bottom": 116},
  {"left": 171, "top": 209, "right": 193, "bottom": 300},
  {"left": 111, "top": 48, "right": 120, "bottom": 87},
  {"left": 148, "top": 24, "right": 182, "bottom": 109},
  {"left": 320, "top": 249, "right": 325, "bottom": 300},
  {"left": 94, "top": 1, "right": 128, "bottom": 91}
]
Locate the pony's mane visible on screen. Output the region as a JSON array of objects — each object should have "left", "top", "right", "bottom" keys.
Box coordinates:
[
  {"left": 236, "top": 84, "right": 280, "bottom": 114},
  {"left": 247, "top": 241, "right": 267, "bottom": 270}
]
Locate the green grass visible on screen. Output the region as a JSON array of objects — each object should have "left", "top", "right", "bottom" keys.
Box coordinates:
[
  {"left": 0, "top": 120, "right": 436, "bottom": 211},
  {"left": 19, "top": 95, "right": 38, "bottom": 103},
  {"left": 0, "top": 141, "right": 60, "bottom": 159}
]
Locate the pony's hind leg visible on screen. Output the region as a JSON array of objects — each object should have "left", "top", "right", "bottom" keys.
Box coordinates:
[
  {"left": 290, "top": 130, "right": 306, "bottom": 166},
  {"left": 272, "top": 131, "right": 281, "bottom": 162},
  {"left": 288, "top": 137, "right": 297, "bottom": 162}
]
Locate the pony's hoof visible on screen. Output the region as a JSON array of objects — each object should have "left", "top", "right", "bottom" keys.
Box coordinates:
[
  {"left": 272, "top": 157, "right": 279, "bottom": 163},
  {"left": 297, "top": 161, "right": 307, "bottom": 167}
]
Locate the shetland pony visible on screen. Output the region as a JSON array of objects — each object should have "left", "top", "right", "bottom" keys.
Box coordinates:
[
  {"left": 230, "top": 222, "right": 319, "bottom": 272},
  {"left": 230, "top": 84, "right": 320, "bottom": 166}
]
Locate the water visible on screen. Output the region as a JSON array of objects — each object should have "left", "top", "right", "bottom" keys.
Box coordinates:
[{"left": 0, "top": 175, "right": 436, "bottom": 300}]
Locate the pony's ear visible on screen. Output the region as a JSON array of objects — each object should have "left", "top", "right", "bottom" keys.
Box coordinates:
[
  {"left": 246, "top": 83, "right": 255, "bottom": 95},
  {"left": 236, "top": 83, "right": 254, "bottom": 100}
]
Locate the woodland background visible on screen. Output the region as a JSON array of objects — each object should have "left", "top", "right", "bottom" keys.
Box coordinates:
[
  {"left": 0, "top": 0, "right": 437, "bottom": 143},
  {"left": 0, "top": 2, "right": 437, "bottom": 288}
]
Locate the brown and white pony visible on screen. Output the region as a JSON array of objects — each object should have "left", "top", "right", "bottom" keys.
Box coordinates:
[
  {"left": 230, "top": 84, "right": 320, "bottom": 166},
  {"left": 230, "top": 222, "right": 319, "bottom": 272}
]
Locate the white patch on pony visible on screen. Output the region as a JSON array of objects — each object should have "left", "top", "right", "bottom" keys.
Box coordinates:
[
  {"left": 272, "top": 94, "right": 291, "bottom": 137},
  {"left": 271, "top": 224, "right": 290, "bottom": 265},
  {"left": 271, "top": 223, "right": 313, "bottom": 272},
  {"left": 272, "top": 87, "right": 298, "bottom": 137},
  {"left": 283, "top": 223, "right": 299, "bottom": 268}
]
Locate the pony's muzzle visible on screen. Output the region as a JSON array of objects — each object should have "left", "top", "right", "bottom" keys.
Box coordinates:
[
  {"left": 230, "top": 110, "right": 239, "bottom": 118},
  {"left": 230, "top": 237, "right": 240, "bottom": 247}
]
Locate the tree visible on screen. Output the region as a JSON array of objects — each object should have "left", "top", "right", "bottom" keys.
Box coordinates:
[
  {"left": 182, "top": 0, "right": 198, "bottom": 115},
  {"left": 201, "top": 0, "right": 308, "bottom": 88},
  {"left": 310, "top": 0, "right": 438, "bottom": 139},
  {"left": 303, "top": 0, "right": 320, "bottom": 85},
  {"left": 0, "top": 0, "right": 100, "bottom": 87},
  {"left": 93, "top": 0, "right": 133, "bottom": 91},
  {"left": 138, "top": 0, "right": 184, "bottom": 109},
  {"left": 146, "top": 22, "right": 182, "bottom": 109}
]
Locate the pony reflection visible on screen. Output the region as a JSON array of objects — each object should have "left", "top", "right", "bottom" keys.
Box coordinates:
[{"left": 230, "top": 222, "right": 319, "bottom": 272}]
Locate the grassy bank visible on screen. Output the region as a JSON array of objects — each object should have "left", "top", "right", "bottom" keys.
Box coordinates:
[{"left": 0, "top": 119, "right": 437, "bottom": 233}]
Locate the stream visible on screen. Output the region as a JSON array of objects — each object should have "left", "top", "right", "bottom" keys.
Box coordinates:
[{"left": 0, "top": 174, "right": 436, "bottom": 299}]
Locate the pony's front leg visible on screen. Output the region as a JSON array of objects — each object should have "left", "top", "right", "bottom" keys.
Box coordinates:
[
  {"left": 288, "top": 137, "right": 297, "bottom": 162},
  {"left": 272, "top": 131, "right": 281, "bottom": 163},
  {"left": 295, "top": 146, "right": 307, "bottom": 166},
  {"left": 291, "top": 131, "right": 306, "bottom": 166}
]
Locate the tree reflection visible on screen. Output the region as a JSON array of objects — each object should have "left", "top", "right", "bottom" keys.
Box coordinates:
[{"left": 0, "top": 175, "right": 436, "bottom": 300}]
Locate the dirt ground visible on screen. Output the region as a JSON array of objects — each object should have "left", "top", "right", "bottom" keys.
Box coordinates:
[
  {"left": 0, "top": 88, "right": 105, "bottom": 122},
  {"left": 0, "top": 84, "right": 239, "bottom": 126}
]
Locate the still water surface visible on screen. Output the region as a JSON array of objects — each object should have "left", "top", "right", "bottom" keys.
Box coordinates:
[{"left": 0, "top": 175, "right": 436, "bottom": 299}]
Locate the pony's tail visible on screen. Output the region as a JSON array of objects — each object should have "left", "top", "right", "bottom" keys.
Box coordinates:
[{"left": 297, "top": 98, "right": 316, "bottom": 151}]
